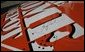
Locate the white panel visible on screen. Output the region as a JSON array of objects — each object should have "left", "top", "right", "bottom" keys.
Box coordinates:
[
  {"left": 31, "top": 41, "right": 53, "bottom": 51},
  {"left": 50, "top": 31, "right": 70, "bottom": 42},
  {"left": 24, "top": 7, "right": 62, "bottom": 27},
  {"left": 72, "top": 23, "right": 84, "bottom": 38},
  {"left": 27, "top": 14, "right": 74, "bottom": 41}
]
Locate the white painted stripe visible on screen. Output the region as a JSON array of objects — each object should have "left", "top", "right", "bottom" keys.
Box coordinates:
[
  {"left": 1, "top": 43, "right": 23, "bottom": 51},
  {"left": 21, "top": 1, "right": 44, "bottom": 10},
  {"left": 69, "top": 1, "right": 84, "bottom": 3},
  {"left": 10, "top": 15, "right": 19, "bottom": 20},
  {"left": 3, "top": 19, "right": 20, "bottom": 28},
  {"left": 21, "top": 1, "right": 40, "bottom": 8},
  {"left": 3, "top": 21, "right": 20, "bottom": 31},
  {"left": 48, "top": 1, "right": 57, "bottom": 3},
  {"left": 14, "top": 33, "right": 22, "bottom": 39},
  {"left": 22, "top": 1, "right": 45, "bottom": 16},
  {"left": 72, "top": 23, "right": 84, "bottom": 38},
  {"left": 27, "top": 14, "right": 74, "bottom": 41},
  {"left": 5, "top": 13, "right": 18, "bottom": 21},
  {"left": 21, "top": 2, "right": 33, "bottom": 6},
  {"left": 1, "top": 27, "right": 21, "bottom": 42},
  {"left": 22, "top": 9, "right": 33, "bottom": 15},
  {"left": 24, "top": 2, "right": 51, "bottom": 17},
  {"left": 53, "top": 1, "right": 66, "bottom": 6},
  {"left": 5, "top": 8, "right": 18, "bottom": 21},
  {"left": 21, "top": 1, "right": 39, "bottom": 7},
  {"left": 24, "top": 7, "right": 62, "bottom": 27}
]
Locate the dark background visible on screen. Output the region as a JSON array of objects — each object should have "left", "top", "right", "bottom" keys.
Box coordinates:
[{"left": 1, "top": 1, "right": 27, "bottom": 14}]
